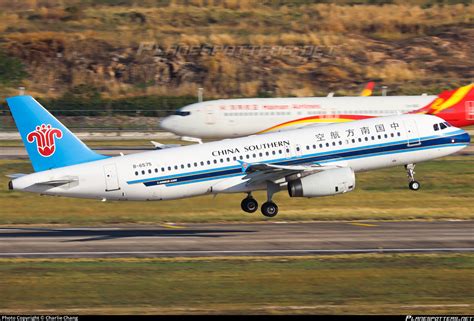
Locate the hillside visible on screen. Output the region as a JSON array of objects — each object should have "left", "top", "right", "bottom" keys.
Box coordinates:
[{"left": 0, "top": 0, "right": 473, "bottom": 107}]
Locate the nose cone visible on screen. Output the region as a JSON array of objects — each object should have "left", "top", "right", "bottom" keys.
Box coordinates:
[
  {"left": 160, "top": 116, "right": 174, "bottom": 132},
  {"left": 458, "top": 131, "right": 471, "bottom": 144}
]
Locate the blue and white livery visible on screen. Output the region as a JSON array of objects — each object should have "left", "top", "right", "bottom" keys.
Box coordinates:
[{"left": 6, "top": 96, "right": 470, "bottom": 217}]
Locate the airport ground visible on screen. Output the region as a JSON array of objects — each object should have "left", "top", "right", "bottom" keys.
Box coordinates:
[
  {"left": 0, "top": 140, "right": 473, "bottom": 314},
  {"left": 0, "top": 254, "right": 472, "bottom": 315}
]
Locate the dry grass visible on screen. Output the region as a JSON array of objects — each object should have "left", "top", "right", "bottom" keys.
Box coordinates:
[{"left": 0, "top": 2, "right": 473, "bottom": 98}]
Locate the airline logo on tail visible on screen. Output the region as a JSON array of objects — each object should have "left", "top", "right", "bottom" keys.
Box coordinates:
[
  {"left": 27, "top": 124, "right": 63, "bottom": 157},
  {"left": 417, "top": 84, "right": 474, "bottom": 115}
]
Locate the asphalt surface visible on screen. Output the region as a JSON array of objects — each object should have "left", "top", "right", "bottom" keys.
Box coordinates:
[{"left": 0, "top": 221, "right": 472, "bottom": 258}]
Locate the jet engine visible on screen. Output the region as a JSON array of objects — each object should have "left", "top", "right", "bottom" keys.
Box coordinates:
[{"left": 287, "top": 167, "right": 355, "bottom": 198}]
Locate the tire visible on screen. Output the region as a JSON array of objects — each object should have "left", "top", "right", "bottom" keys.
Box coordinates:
[
  {"left": 409, "top": 181, "right": 421, "bottom": 191},
  {"left": 261, "top": 202, "right": 278, "bottom": 217},
  {"left": 241, "top": 197, "right": 258, "bottom": 213}
]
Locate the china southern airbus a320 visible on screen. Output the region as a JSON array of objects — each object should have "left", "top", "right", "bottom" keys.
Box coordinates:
[{"left": 6, "top": 96, "right": 470, "bottom": 217}]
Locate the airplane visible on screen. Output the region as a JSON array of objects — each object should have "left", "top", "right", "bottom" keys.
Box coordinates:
[
  {"left": 6, "top": 96, "right": 470, "bottom": 217},
  {"left": 160, "top": 84, "right": 474, "bottom": 139},
  {"left": 360, "top": 81, "right": 375, "bottom": 97}
]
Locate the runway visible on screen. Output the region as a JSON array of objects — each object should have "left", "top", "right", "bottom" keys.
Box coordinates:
[{"left": 0, "top": 221, "right": 472, "bottom": 258}]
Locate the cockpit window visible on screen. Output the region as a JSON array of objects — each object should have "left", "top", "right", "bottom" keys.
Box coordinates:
[
  {"left": 174, "top": 111, "right": 191, "bottom": 116},
  {"left": 433, "top": 124, "right": 439, "bottom": 131},
  {"left": 440, "top": 122, "right": 447, "bottom": 130}
]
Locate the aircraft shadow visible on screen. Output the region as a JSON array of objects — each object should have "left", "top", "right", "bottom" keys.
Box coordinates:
[{"left": 0, "top": 227, "right": 256, "bottom": 242}]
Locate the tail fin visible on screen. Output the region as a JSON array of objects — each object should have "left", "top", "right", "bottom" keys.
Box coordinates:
[
  {"left": 360, "top": 82, "right": 375, "bottom": 96},
  {"left": 6, "top": 95, "right": 107, "bottom": 172},
  {"left": 412, "top": 83, "right": 474, "bottom": 127}
]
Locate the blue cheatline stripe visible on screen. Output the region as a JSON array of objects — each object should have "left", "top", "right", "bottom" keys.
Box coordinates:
[
  {"left": 126, "top": 131, "right": 469, "bottom": 187},
  {"left": 163, "top": 143, "right": 467, "bottom": 187}
]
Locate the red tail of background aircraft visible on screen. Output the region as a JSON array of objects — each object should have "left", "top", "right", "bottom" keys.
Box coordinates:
[{"left": 414, "top": 83, "right": 474, "bottom": 127}]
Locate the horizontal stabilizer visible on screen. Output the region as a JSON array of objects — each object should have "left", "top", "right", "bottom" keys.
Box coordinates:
[
  {"left": 34, "top": 178, "right": 78, "bottom": 187},
  {"left": 150, "top": 141, "right": 181, "bottom": 149},
  {"left": 6, "top": 173, "right": 27, "bottom": 179}
]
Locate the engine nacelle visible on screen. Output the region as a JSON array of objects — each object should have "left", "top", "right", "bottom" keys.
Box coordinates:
[{"left": 288, "top": 167, "right": 355, "bottom": 198}]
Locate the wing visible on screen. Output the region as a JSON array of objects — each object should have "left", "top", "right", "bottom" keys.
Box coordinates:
[{"left": 239, "top": 161, "right": 344, "bottom": 187}]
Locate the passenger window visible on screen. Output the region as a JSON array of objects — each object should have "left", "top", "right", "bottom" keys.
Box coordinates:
[
  {"left": 213, "top": 160, "right": 217, "bottom": 164},
  {"left": 174, "top": 166, "right": 178, "bottom": 170},
  {"left": 142, "top": 170, "right": 145, "bottom": 175},
  {"left": 155, "top": 168, "right": 158, "bottom": 173},
  {"left": 135, "top": 171, "right": 138, "bottom": 176},
  {"left": 207, "top": 160, "right": 211, "bottom": 165},
  {"left": 181, "top": 164, "right": 185, "bottom": 169}
]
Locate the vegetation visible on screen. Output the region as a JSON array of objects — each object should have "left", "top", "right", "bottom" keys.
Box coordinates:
[
  {"left": 0, "top": 51, "right": 27, "bottom": 87},
  {"left": 0, "top": 156, "right": 473, "bottom": 225},
  {"left": 0, "top": 254, "right": 472, "bottom": 314},
  {"left": 0, "top": 0, "right": 472, "bottom": 106}
]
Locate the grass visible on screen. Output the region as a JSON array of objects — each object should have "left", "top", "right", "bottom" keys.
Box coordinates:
[
  {"left": 0, "top": 254, "right": 472, "bottom": 314},
  {"left": 0, "top": 155, "right": 473, "bottom": 225}
]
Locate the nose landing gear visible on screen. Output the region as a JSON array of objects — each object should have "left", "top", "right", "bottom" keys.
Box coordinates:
[{"left": 405, "top": 164, "right": 421, "bottom": 191}]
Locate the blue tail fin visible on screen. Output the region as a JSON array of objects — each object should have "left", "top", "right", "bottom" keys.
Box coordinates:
[{"left": 6, "top": 95, "right": 107, "bottom": 172}]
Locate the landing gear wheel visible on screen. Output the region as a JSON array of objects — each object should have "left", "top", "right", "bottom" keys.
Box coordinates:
[
  {"left": 261, "top": 202, "right": 278, "bottom": 217},
  {"left": 409, "top": 181, "right": 421, "bottom": 191},
  {"left": 241, "top": 197, "right": 258, "bottom": 213}
]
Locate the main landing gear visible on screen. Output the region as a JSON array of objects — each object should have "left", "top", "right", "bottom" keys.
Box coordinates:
[
  {"left": 405, "top": 163, "right": 421, "bottom": 191},
  {"left": 241, "top": 193, "right": 258, "bottom": 213},
  {"left": 240, "top": 182, "right": 281, "bottom": 218}
]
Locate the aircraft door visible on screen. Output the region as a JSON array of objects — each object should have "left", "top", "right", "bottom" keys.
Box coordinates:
[
  {"left": 103, "top": 163, "right": 120, "bottom": 191},
  {"left": 205, "top": 106, "right": 216, "bottom": 125},
  {"left": 466, "top": 101, "right": 474, "bottom": 120},
  {"left": 403, "top": 119, "right": 421, "bottom": 147}
]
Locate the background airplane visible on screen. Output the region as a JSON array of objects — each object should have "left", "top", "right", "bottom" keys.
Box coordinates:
[
  {"left": 6, "top": 96, "right": 470, "bottom": 217},
  {"left": 160, "top": 84, "right": 474, "bottom": 139}
]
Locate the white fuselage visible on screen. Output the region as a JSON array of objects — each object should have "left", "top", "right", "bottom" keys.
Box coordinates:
[
  {"left": 160, "top": 96, "right": 435, "bottom": 138},
  {"left": 11, "top": 114, "right": 470, "bottom": 201}
]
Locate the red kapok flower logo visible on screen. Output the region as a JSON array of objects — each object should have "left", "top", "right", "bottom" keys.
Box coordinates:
[{"left": 27, "top": 124, "right": 63, "bottom": 157}]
